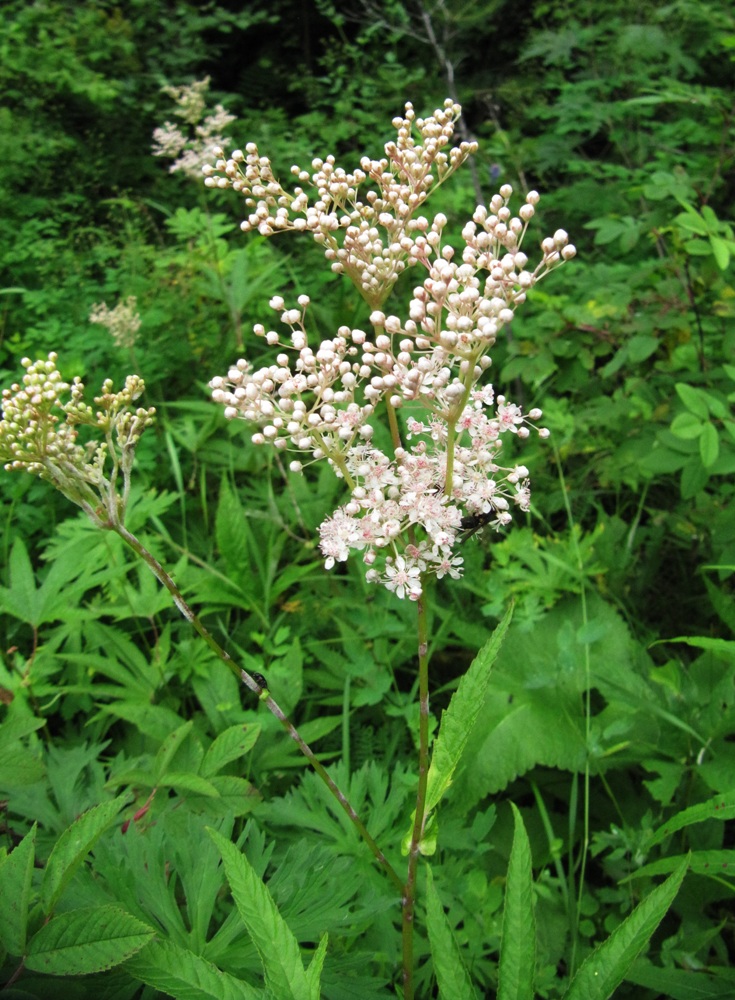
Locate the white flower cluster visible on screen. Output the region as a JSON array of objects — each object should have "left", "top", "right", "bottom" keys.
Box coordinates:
[
  {"left": 203, "top": 99, "right": 477, "bottom": 306},
  {"left": 208, "top": 101, "right": 576, "bottom": 599},
  {"left": 153, "top": 77, "right": 236, "bottom": 179},
  {"left": 89, "top": 296, "right": 142, "bottom": 349}
]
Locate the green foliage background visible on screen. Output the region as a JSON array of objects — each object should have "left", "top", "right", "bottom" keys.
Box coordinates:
[{"left": 1, "top": 0, "right": 734, "bottom": 997}]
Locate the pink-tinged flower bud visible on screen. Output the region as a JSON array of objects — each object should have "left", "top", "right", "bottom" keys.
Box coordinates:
[
  {"left": 562, "top": 245, "right": 577, "bottom": 259},
  {"left": 553, "top": 229, "right": 568, "bottom": 245}
]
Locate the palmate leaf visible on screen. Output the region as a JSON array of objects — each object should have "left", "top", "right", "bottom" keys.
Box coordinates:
[
  {"left": 208, "top": 827, "right": 314, "bottom": 1000},
  {"left": 425, "top": 865, "right": 479, "bottom": 1000},
  {"left": 497, "top": 805, "right": 535, "bottom": 1000},
  {"left": 25, "top": 904, "right": 154, "bottom": 975},
  {"left": 562, "top": 858, "right": 688, "bottom": 1000},
  {"left": 125, "top": 938, "right": 265, "bottom": 1000}
]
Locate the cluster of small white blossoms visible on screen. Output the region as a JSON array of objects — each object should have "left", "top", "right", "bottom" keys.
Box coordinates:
[
  {"left": 0, "top": 354, "right": 155, "bottom": 526},
  {"left": 153, "top": 76, "right": 236, "bottom": 179},
  {"left": 207, "top": 101, "right": 575, "bottom": 599},
  {"left": 89, "top": 296, "right": 142, "bottom": 349},
  {"left": 202, "top": 99, "right": 477, "bottom": 307}
]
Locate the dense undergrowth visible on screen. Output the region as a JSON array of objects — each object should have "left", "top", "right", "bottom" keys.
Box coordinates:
[{"left": 1, "top": 1, "right": 734, "bottom": 998}]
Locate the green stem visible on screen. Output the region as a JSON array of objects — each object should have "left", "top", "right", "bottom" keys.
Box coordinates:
[
  {"left": 401, "top": 583, "right": 431, "bottom": 1000},
  {"left": 110, "top": 520, "right": 403, "bottom": 894}
]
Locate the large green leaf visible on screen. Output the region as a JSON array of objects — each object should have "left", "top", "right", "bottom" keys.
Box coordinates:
[
  {"left": 452, "top": 595, "right": 652, "bottom": 807},
  {"left": 497, "top": 805, "right": 535, "bottom": 1000},
  {"left": 26, "top": 905, "right": 154, "bottom": 975},
  {"left": 208, "top": 827, "right": 311, "bottom": 1000}
]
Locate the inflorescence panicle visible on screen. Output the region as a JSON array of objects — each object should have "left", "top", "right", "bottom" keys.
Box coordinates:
[{"left": 205, "top": 99, "right": 576, "bottom": 600}]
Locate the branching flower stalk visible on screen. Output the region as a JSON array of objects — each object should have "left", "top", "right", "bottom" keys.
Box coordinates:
[
  {"left": 0, "top": 357, "right": 402, "bottom": 894},
  {"left": 202, "top": 98, "right": 575, "bottom": 998}
]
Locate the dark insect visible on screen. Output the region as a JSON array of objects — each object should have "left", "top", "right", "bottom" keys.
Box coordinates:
[
  {"left": 459, "top": 511, "right": 494, "bottom": 541},
  {"left": 251, "top": 672, "right": 268, "bottom": 690}
]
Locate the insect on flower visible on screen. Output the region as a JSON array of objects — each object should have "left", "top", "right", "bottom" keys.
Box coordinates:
[{"left": 459, "top": 511, "right": 496, "bottom": 542}]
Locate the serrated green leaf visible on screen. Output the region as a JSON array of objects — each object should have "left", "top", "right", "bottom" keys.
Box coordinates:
[
  {"left": 624, "top": 850, "right": 735, "bottom": 881},
  {"left": 159, "top": 772, "right": 221, "bottom": 797},
  {"left": 126, "top": 938, "right": 264, "bottom": 1000},
  {"left": 98, "top": 702, "right": 187, "bottom": 742},
  {"left": 626, "top": 958, "right": 735, "bottom": 998},
  {"left": 0, "top": 824, "right": 36, "bottom": 954},
  {"left": 201, "top": 723, "right": 261, "bottom": 778},
  {"left": 0, "top": 538, "right": 39, "bottom": 624},
  {"left": 425, "top": 865, "right": 479, "bottom": 1000},
  {"left": 190, "top": 776, "right": 261, "bottom": 817},
  {"left": 26, "top": 905, "right": 154, "bottom": 975},
  {"left": 497, "top": 805, "right": 535, "bottom": 1000},
  {"left": 305, "top": 934, "right": 329, "bottom": 1000},
  {"left": 0, "top": 715, "right": 46, "bottom": 749},
  {"left": 425, "top": 604, "right": 513, "bottom": 814},
  {"left": 654, "top": 635, "right": 735, "bottom": 657},
  {"left": 208, "top": 827, "right": 310, "bottom": 1000},
  {"left": 562, "top": 859, "right": 687, "bottom": 1000},
  {"left": 642, "top": 790, "right": 735, "bottom": 850},
  {"left": 215, "top": 476, "right": 250, "bottom": 573},
  {"left": 155, "top": 720, "right": 195, "bottom": 781},
  {"left": 0, "top": 744, "right": 45, "bottom": 789},
  {"left": 41, "top": 796, "right": 130, "bottom": 913}
]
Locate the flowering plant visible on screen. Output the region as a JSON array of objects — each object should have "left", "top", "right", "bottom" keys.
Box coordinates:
[
  {"left": 0, "top": 99, "right": 589, "bottom": 1000},
  {"left": 206, "top": 99, "right": 575, "bottom": 601}
]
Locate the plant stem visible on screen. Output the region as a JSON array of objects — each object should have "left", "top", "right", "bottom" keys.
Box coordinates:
[
  {"left": 111, "top": 520, "right": 403, "bottom": 893},
  {"left": 401, "top": 584, "right": 431, "bottom": 1000}
]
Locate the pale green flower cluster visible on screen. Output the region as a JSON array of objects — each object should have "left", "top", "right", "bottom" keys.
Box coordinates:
[{"left": 0, "top": 354, "right": 155, "bottom": 527}]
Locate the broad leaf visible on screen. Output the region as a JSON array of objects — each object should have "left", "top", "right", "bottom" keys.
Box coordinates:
[{"left": 26, "top": 905, "right": 154, "bottom": 975}]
